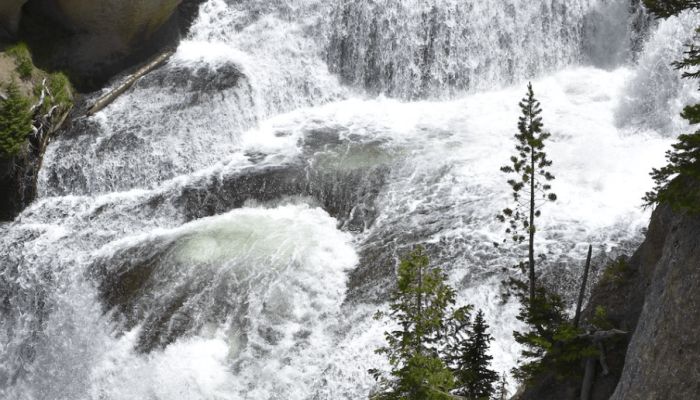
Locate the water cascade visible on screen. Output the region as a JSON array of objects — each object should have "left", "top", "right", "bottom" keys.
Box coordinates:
[{"left": 2, "top": 0, "right": 700, "bottom": 398}]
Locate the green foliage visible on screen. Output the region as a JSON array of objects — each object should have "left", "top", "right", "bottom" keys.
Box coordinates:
[
  {"left": 643, "top": 0, "right": 700, "bottom": 19},
  {"left": 6, "top": 42, "right": 33, "bottom": 80},
  {"left": 642, "top": 132, "right": 700, "bottom": 214},
  {"left": 641, "top": 1, "right": 700, "bottom": 214},
  {"left": 34, "top": 71, "right": 74, "bottom": 115},
  {"left": 370, "top": 245, "right": 472, "bottom": 400},
  {"left": 496, "top": 83, "right": 556, "bottom": 302},
  {"left": 506, "top": 278, "right": 597, "bottom": 385},
  {"left": 0, "top": 79, "right": 33, "bottom": 159},
  {"left": 601, "top": 258, "right": 627, "bottom": 285},
  {"left": 592, "top": 306, "right": 613, "bottom": 331},
  {"left": 496, "top": 82, "right": 557, "bottom": 246},
  {"left": 49, "top": 71, "right": 72, "bottom": 108},
  {"left": 450, "top": 309, "right": 498, "bottom": 400}
]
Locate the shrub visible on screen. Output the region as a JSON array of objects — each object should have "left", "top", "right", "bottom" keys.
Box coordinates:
[
  {"left": 6, "top": 42, "right": 33, "bottom": 80},
  {"left": 0, "top": 79, "right": 33, "bottom": 159},
  {"left": 49, "top": 71, "right": 72, "bottom": 108}
]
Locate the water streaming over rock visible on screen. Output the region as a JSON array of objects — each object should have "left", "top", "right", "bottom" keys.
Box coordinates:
[{"left": 2, "top": 0, "right": 700, "bottom": 398}]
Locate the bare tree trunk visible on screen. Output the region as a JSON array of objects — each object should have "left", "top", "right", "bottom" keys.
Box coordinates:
[
  {"left": 528, "top": 146, "right": 536, "bottom": 303},
  {"left": 574, "top": 245, "right": 593, "bottom": 328},
  {"left": 580, "top": 356, "right": 596, "bottom": 400},
  {"left": 577, "top": 329, "right": 627, "bottom": 400}
]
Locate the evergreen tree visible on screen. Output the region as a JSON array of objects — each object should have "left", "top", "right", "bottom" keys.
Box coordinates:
[
  {"left": 643, "top": 0, "right": 700, "bottom": 18},
  {"left": 0, "top": 79, "right": 32, "bottom": 159},
  {"left": 450, "top": 309, "right": 498, "bottom": 400},
  {"left": 370, "top": 245, "right": 471, "bottom": 400},
  {"left": 642, "top": 0, "right": 700, "bottom": 214},
  {"left": 506, "top": 279, "right": 596, "bottom": 386},
  {"left": 496, "top": 83, "right": 556, "bottom": 303}
]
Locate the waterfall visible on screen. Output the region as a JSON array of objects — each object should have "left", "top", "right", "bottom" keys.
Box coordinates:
[{"left": 2, "top": 0, "right": 699, "bottom": 398}]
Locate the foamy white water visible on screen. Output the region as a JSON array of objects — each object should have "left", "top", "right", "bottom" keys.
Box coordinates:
[{"left": 2, "top": 0, "right": 700, "bottom": 398}]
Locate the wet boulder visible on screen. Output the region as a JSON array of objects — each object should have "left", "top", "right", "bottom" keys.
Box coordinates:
[{"left": 0, "top": 0, "right": 28, "bottom": 37}]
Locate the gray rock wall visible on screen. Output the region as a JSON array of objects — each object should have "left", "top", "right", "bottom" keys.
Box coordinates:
[{"left": 610, "top": 204, "right": 700, "bottom": 399}]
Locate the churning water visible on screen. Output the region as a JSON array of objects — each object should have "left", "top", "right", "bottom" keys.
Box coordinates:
[{"left": 2, "top": 0, "right": 700, "bottom": 398}]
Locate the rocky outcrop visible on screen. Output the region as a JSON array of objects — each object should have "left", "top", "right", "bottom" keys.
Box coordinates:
[
  {"left": 516, "top": 202, "right": 700, "bottom": 400},
  {"left": 0, "top": 0, "right": 28, "bottom": 38},
  {"left": 609, "top": 203, "right": 700, "bottom": 399},
  {"left": 33, "top": 0, "right": 184, "bottom": 85},
  {"left": 2, "top": 0, "right": 207, "bottom": 87}
]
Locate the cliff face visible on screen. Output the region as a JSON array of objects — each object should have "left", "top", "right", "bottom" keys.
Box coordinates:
[
  {"left": 0, "top": 0, "right": 27, "bottom": 38},
  {"left": 609, "top": 203, "right": 700, "bottom": 399},
  {"left": 0, "top": 0, "right": 207, "bottom": 87},
  {"left": 30, "top": 0, "right": 184, "bottom": 85},
  {"left": 517, "top": 202, "right": 700, "bottom": 400}
]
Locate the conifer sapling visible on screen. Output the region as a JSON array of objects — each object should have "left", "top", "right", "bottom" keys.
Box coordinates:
[
  {"left": 370, "top": 245, "right": 471, "bottom": 400},
  {"left": 496, "top": 82, "right": 556, "bottom": 303}
]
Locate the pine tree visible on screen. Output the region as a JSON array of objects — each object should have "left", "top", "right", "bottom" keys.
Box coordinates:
[
  {"left": 641, "top": 0, "right": 700, "bottom": 214},
  {"left": 496, "top": 82, "right": 556, "bottom": 303},
  {"left": 450, "top": 309, "right": 498, "bottom": 400},
  {"left": 370, "top": 245, "right": 471, "bottom": 400},
  {"left": 0, "top": 79, "right": 32, "bottom": 159},
  {"left": 643, "top": 0, "right": 700, "bottom": 18},
  {"left": 506, "top": 279, "right": 596, "bottom": 386}
]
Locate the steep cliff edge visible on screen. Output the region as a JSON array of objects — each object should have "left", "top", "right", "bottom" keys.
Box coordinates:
[
  {"left": 516, "top": 202, "right": 699, "bottom": 400},
  {"left": 608, "top": 202, "right": 700, "bottom": 399}
]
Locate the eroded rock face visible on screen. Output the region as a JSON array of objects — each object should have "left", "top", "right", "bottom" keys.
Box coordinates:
[
  {"left": 36, "top": 0, "right": 184, "bottom": 83},
  {"left": 610, "top": 204, "right": 700, "bottom": 399},
  {"left": 0, "top": 0, "right": 28, "bottom": 37},
  {"left": 48, "top": 0, "right": 182, "bottom": 43}
]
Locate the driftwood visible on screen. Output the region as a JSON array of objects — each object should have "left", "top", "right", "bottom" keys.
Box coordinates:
[
  {"left": 573, "top": 244, "right": 593, "bottom": 328},
  {"left": 29, "top": 78, "right": 47, "bottom": 114},
  {"left": 577, "top": 327, "right": 627, "bottom": 400},
  {"left": 86, "top": 50, "right": 174, "bottom": 116}
]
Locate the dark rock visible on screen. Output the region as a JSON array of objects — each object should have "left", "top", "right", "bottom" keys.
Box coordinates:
[
  {"left": 15, "top": 0, "right": 208, "bottom": 90},
  {"left": 0, "top": 127, "right": 50, "bottom": 221}
]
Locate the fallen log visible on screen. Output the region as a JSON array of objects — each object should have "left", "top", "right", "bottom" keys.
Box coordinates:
[{"left": 86, "top": 50, "right": 174, "bottom": 116}]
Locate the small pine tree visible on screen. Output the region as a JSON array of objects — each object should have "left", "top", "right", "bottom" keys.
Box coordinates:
[
  {"left": 0, "top": 79, "right": 32, "bottom": 159},
  {"left": 496, "top": 82, "right": 556, "bottom": 303},
  {"left": 370, "top": 245, "right": 471, "bottom": 400},
  {"left": 450, "top": 309, "right": 498, "bottom": 400},
  {"left": 642, "top": 121, "right": 700, "bottom": 214},
  {"left": 506, "top": 279, "right": 596, "bottom": 386}
]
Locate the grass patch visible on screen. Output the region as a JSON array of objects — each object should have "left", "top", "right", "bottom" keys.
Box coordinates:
[{"left": 6, "top": 42, "right": 33, "bottom": 80}]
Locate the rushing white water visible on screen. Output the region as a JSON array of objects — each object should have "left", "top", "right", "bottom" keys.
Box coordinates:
[{"left": 3, "top": 0, "right": 700, "bottom": 398}]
